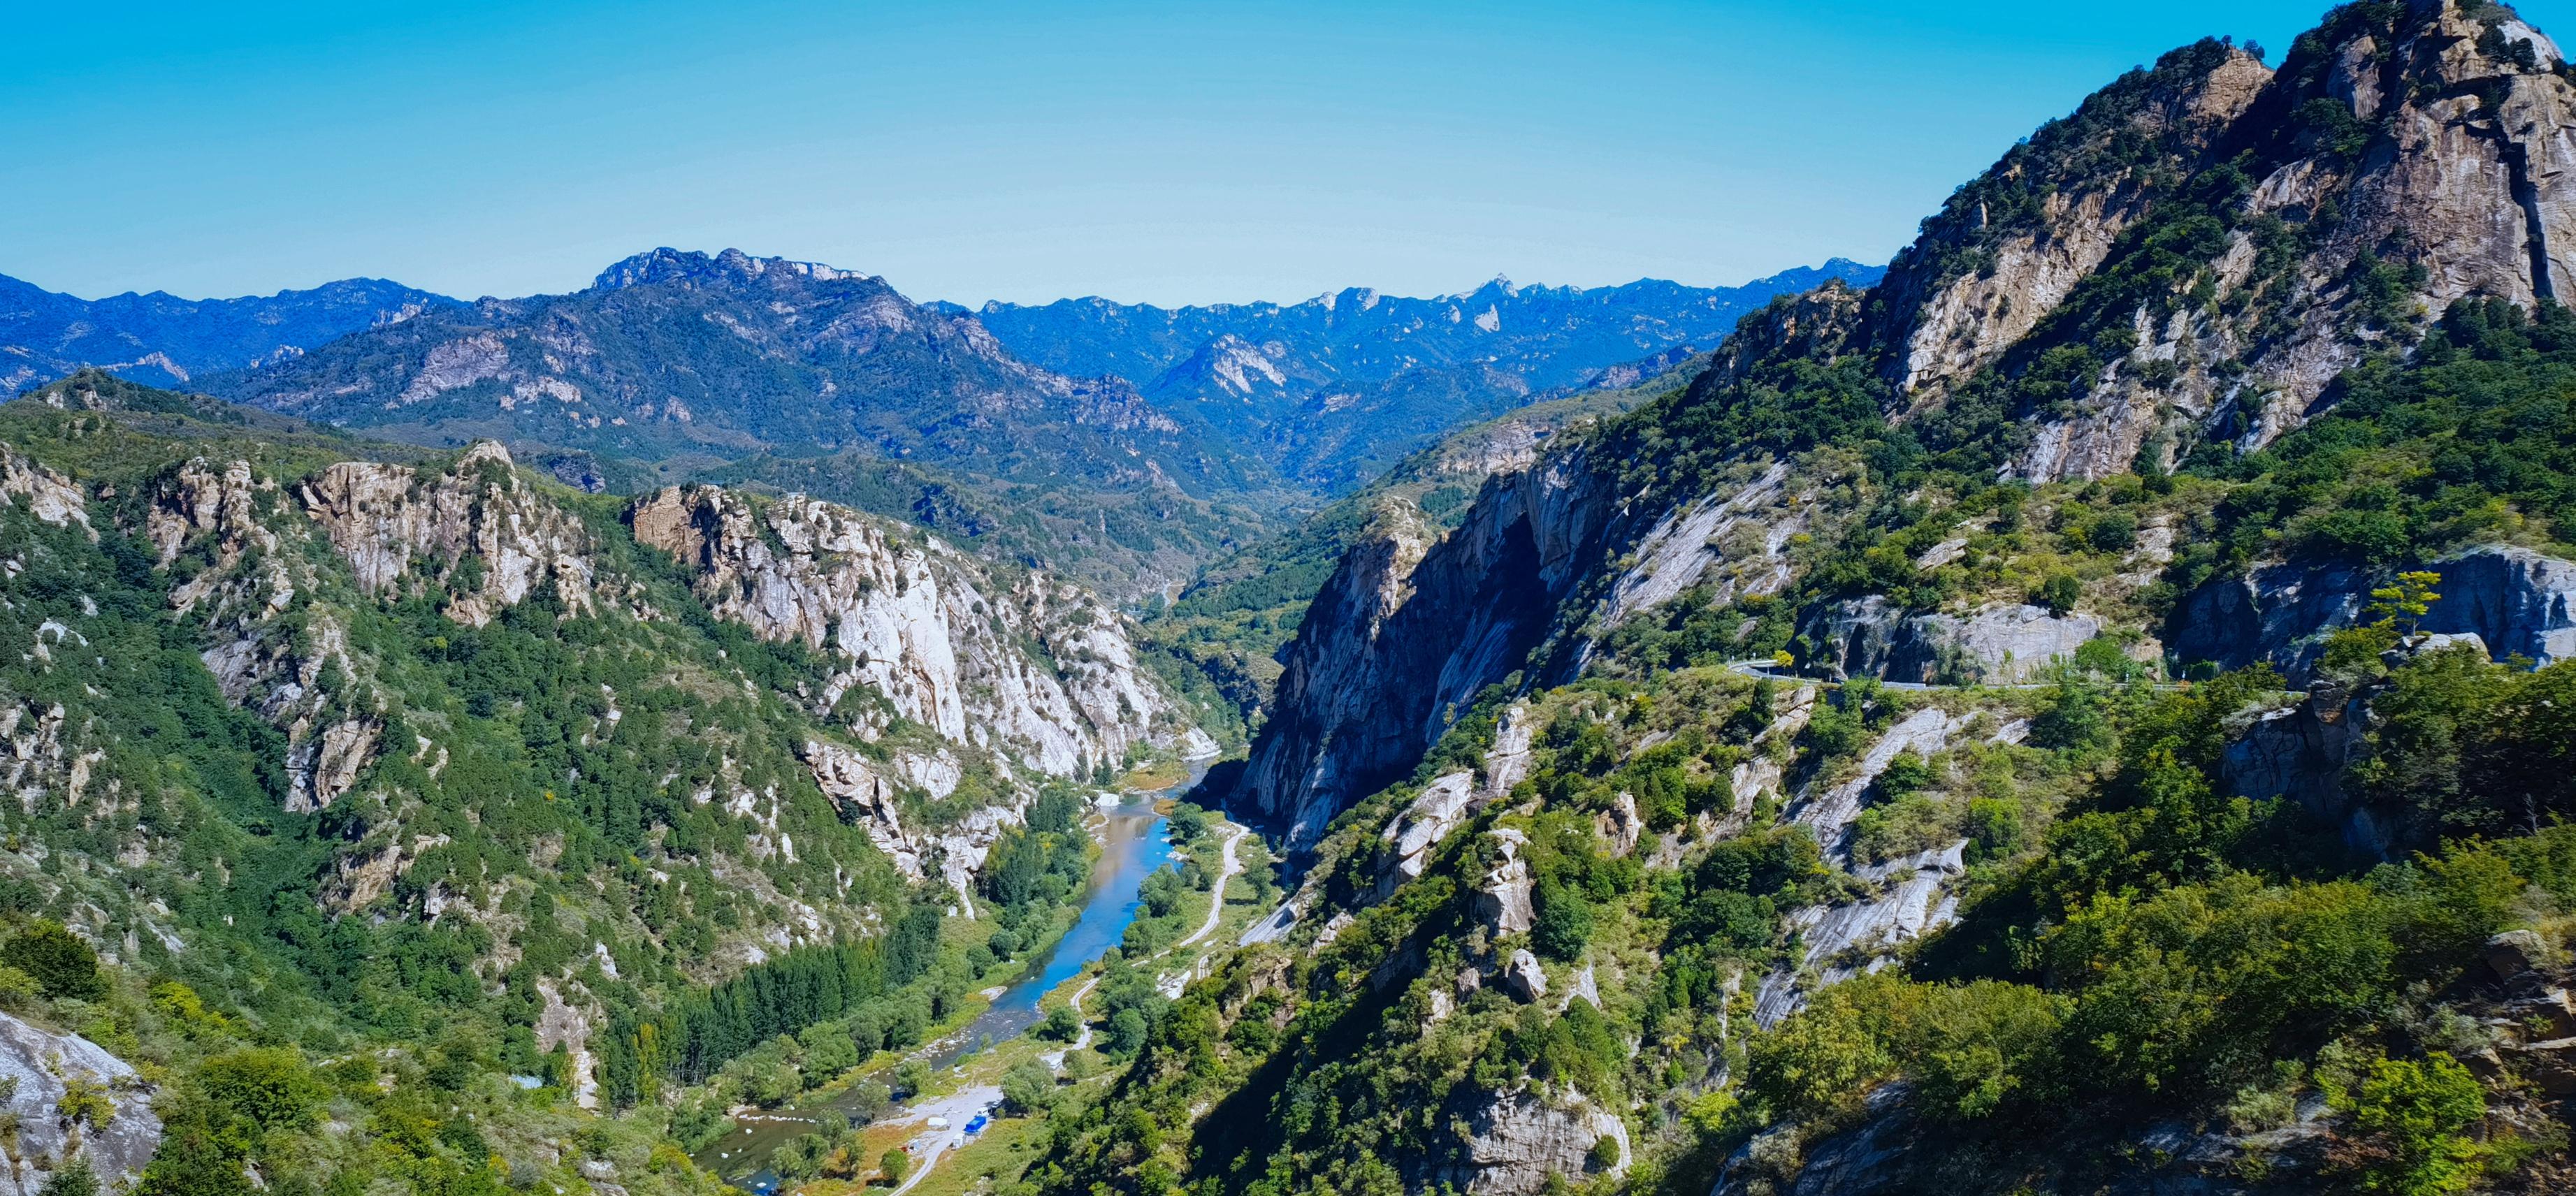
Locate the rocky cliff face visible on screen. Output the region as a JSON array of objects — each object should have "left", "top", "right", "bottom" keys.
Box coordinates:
[
  {"left": 1231, "top": 447, "right": 1626, "bottom": 843},
  {"left": 626, "top": 483, "right": 1171, "bottom": 779},
  {"left": 2173, "top": 544, "right": 2576, "bottom": 678},
  {"left": 1237, "top": 2, "right": 2576, "bottom": 843},
  {"left": 117, "top": 435, "right": 1188, "bottom": 917},
  {"left": 1865, "top": 3, "right": 2576, "bottom": 481}
]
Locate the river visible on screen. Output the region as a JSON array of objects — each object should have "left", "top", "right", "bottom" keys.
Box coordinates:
[{"left": 695, "top": 763, "right": 1201, "bottom": 1184}]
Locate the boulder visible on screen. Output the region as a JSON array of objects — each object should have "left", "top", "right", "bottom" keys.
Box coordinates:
[
  {"left": 2509, "top": 988, "right": 2576, "bottom": 1040},
  {"left": 1502, "top": 949, "right": 1549, "bottom": 1002},
  {"left": 2510, "top": 1037, "right": 2576, "bottom": 1095},
  {"left": 2487, "top": 929, "right": 2551, "bottom": 982},
  {"left": 1475, "top": 830, "right": 1537, "bottom": 935},
  {"left": 1379, "top": 771, "right": 1477, "bottom": 891},
  {"left": 1417, "top": 1089, "right": 1627, "bottom": 1196}
]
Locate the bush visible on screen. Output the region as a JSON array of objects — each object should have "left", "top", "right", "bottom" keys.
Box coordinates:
[
  {"left": 2332, "top": 1053, "right": 2488, "bottom": 1195},
  {"left": 1000, "top": 1059, "right": 1057, "bottom": 1116},
  {"left": 1586, "top": 1134, "right": 1621, "bottom": 1170},
  {"left": 3, "top": 921, "right": 104, "bottom": 1000},
  {"left": 1531, "top": 879, "right": 1594, "bottom": 961},
  {"left": 196, "top": 1048, "right": 323, "bottom": 1134}
]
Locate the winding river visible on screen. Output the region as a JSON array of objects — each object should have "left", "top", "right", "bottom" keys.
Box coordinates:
[{"left": 695, "top": 763, "right": 1201, "bottom": 1184}]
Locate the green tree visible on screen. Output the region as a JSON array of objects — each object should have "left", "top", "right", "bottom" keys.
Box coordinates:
[
  {"left": 878, "top": 1148, "right": 909, "bottom": 1186},
  {"left": 3, "top": 921, "right": 104, "bottom": 1000},
  {"left": 1000, "top": 1058, "right": 1057, "bottom": 1116},
  {"left": 1039, "top": 1005, "right": 1083, "bottom": 1042},
  {"left": 196, "top": 1049, "right": 323, "bottom": 1135},
  {"left": 1532, "top": 879, "right": 1594, "bottom": 961},
  {"left": 38, "top": 1160, "right": 96, "bottom": 1196},
  {"left": 2367, "top": 571, "right": 2443, "bottom": 643},
  {"left": 2334, "top": 1053, "right": 2488, "bottom": 1195}
]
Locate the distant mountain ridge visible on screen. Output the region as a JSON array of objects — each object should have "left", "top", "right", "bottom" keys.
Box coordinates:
[
  {"left": 201, "top": 246, "right": 1259, "bottom": 496},
  {"left": 0, "top": 272, "right": 460, "bottom": 393},
  {"left": 947, "top": 261, "right": 1883, "bottom": 488}
]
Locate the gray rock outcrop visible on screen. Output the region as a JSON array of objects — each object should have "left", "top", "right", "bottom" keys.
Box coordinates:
[
  {"left": 2174, "top": 546, "right": 2576, "bottom": 680},
  {"left": 1501, "top": 949, "right": 1549, "bottom": 1003},
  {"left": 0, "top": 1010, "right": 159, "bottom": 1196},
  {"left": 1804, "top": 598, "right": 2101, "bottom": 685},
  {"left": 1377, "top": 771, "right": 1477, "bottom": 893},
  {"left": 1413, "top": 1089, "right": 1628, "bottom": 1196},
  {"left": 1475, "top": 829, "right": 1537, "bottom": 936},
  {"left": 630, "top": 484, "right": 1172, "bottom": 780}
]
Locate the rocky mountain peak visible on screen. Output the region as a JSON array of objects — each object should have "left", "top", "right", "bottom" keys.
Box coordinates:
[{"left": 589, "top": 246, "right": 870, "bottom": 292}]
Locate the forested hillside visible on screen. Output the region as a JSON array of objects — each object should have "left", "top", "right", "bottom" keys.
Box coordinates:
[
  {"left": 1020, "top": 4, "right": 2576, "bottom": 1194},
  {"left": 0, "top": 369, "right": 1202, "bottom": 1195}
]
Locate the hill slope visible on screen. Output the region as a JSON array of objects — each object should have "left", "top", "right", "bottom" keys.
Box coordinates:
[
  {"left": 1024, "top": 7, "right": 2576, "bottom": 1196},
  {"left": 0, "top": 372, "right": 1203, "bottom": 1193}
]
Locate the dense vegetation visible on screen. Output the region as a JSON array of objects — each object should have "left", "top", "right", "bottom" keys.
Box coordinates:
[{"left": 0, "top": 393, "right": 1151, "bottom": 1195}]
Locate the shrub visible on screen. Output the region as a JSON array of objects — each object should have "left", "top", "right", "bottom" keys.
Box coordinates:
[
  {"left": 1001, "top": 1059, "right": 1057, "bottom": 1116},
  {"left": 1532, "top": 879, "right": 1594, "bottom": 961},
  {"left": 3, "top": 921, "right": 104, "bottom": 1000},
  {"left": 196, "top": 1048, "right": 324, "bottom": 1134},
  {"left": 2331, "top": 1053, "right": 2488, "bottom": 1195}
]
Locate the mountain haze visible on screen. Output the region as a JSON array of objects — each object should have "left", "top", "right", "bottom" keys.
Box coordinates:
[{"left": 0, "top": 272, "right": 458, "bottom": 393}]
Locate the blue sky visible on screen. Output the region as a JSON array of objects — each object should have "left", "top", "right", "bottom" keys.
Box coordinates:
[{"left": 3, "top": 1, "right": 2561, "bottom": 307}]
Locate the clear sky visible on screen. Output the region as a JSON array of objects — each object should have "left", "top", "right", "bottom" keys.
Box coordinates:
[{"left": 4, "top": 1, "right": 2561, "bottom": 307}]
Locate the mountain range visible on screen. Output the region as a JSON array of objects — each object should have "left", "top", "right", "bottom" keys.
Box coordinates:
[
  {"left": 18, "top": 4, "right": 2576, "bottom": 1196},
  {"left": 0, "top": 272, "right": 456, "bottom": 393},
  {"left": 951, "top": 262, "right": 1883, "bottom": 490},
  {"left": 3, "top": 250, "right": 1875, "bottom": 595}
]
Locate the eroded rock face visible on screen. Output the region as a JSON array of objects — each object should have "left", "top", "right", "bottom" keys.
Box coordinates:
[
  {"left": 0, "top": 1009, "right": 160, "bottom": 1196},
  {"left": 628, "top": 484, "right": 1171, "bottom": 780},
  {"left": 0, "top": 448, "right": 92, "bottom": 537},
  {"left": 2173, "top": 546, "right": 2576, "bottom": 680},
  {"left": 1754, "top": 842, "right": 1967, "bottom": 1028},
  {"left": 1377, "top": 771, "right": 1477, "bottom": 892},
  {"left": 1595, "top": 462, "right": 1802, "bottom": 625},
  {"left": 1475, "top": 829, "right": 1537, "bottom": 936},
  {"left": 1234, "top": 446, "right": 1625, "bottom": 844},
  {"left": 1501, "top": 949, "right": 1549, "bottom": 1002},
  {"left": 1411, "top": 1089, "right": 1628, "bottom": 1196},
  {"left": 1843, "top": 7, "right": 2576, "bottom": 483},
  {"left": 1788, "top": 707, "right": 1966, "bottom": 865},
  {"left": 298, "top": 441, "right": 598, "bottom": 626},
  {"left": 1806, "top": 598, "right": 2101, "bottom": 685}
]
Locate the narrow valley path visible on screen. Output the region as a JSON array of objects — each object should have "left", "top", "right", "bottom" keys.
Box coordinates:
[
  {"left": 1174, "top": 826, "right": 1249, "bottom": 951},
  {"left": 885, "top": 1084, "right": 1002, "bottom": 1196}
]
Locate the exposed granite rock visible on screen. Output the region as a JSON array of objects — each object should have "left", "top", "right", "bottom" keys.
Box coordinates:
[
  {"left": 1501, "top": 949, "right": 1549, "bottom": 1002},
  {"left": 298, "top": 441, "right": 599, "bottom": 626},
  {"left": 1754, "top": 841, "right": 1967, "bottom": 1028},
  {"left": 1475, "top": 829, "right": 1537, "bottom": 937},
  {"left": 1595, "top": 462, "right": 1800, "bottom": 625},
  {"left": 1377, "top": 771, "right": 1477, "bottom": 893},
  {"left": 1788, "top": 707, "right": 1965, "bottom": 864},
  {"left": 628, "top": 484, "right": 1171, "bottom": 780},
  {"left": 1805, "top": 597, "right": 2100, "bottom": 685},
  {"left": 2173, "top": 546, "right": 2576, "bottom": 680},
  {"left": 0, "top": 1009, "right": 160, "bottom": 1196},
  {"left": 1481, "top": 705, "right": 1535, "bottom": 798},
  {"left": 0, "top": 448, "right": 91, "bottom": 537},
  {"left": 1414, "top": 1088, "right": 1628, "bottom": 1196}
]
